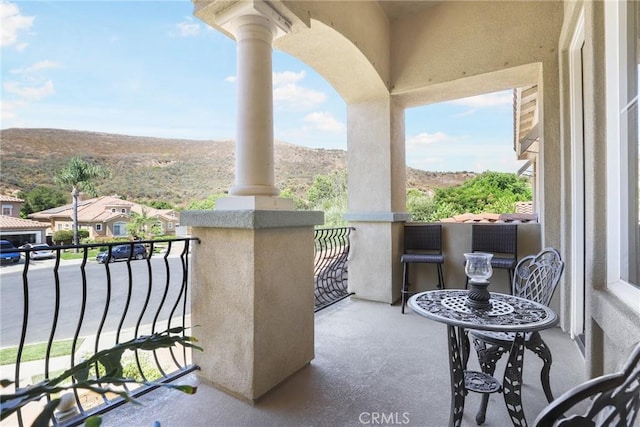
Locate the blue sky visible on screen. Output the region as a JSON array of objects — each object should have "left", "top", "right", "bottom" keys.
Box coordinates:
[{"left": 1, "top": 0, "right": 525, "bottom": 173}]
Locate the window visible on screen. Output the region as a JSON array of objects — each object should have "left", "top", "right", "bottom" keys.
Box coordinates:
[
  {"left": 606, "top": 1, "right": 640, "bottom": 299},
  {"left": 630, "top": 3, "right": 639, "bottom": 286},
  {"left": 96, "top": 224, "right": 103, "bottom": 232},
  {"left": 113, "top": 222, "right": 127, "bottom": 236},
  {"left": 111, "top": 208, "right": 116, "bottom": 213},
  {"left": 2, "top": 205, "right": 12, "bottom": 216},
  {"left": 121, "top": 208, "right": 126, "bottom": 213},
  {"left": 621, "top": 1, "right": 639, "bottom": 287},
  {"left": 168, "top": 222, "right": 174, "bottom": 230}
]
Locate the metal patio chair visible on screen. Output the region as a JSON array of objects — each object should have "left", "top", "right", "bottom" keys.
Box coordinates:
[
  {"left": 400, "top": 224, "right": 445, "bottom": 314},
  {"left": 465, "top": 224, "right": 518, "bottom": 289},
  {"left": 469, "top": 247, "right": 565, "bottom": 424},
  {"left": 535, "top": 341, "right": 640, "bottom": 427}
]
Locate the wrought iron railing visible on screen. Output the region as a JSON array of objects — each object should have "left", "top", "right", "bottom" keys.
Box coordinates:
[
  {"left": 313, "top": 227, "right": 355, "bottom": 311},
  {"left": 0, "top": 238, "right": 199, "bottom": 427},
  {"left": 1, "top": 229, "right": 353, "bottom": 425}
]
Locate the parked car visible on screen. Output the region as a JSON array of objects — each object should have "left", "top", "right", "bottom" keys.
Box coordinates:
[
  {"left": 20, "top": 243, "right": 55, "bottom": 260},
  {"left": 96, "top": 244, "right": 147, "bottom": 263},
  {"left": 0, "top": 240, "right": 20, "bottom": 264}
]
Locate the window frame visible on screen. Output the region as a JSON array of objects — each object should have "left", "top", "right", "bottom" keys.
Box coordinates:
[
  {"left": 605, "top": 0, "right": 640, "bottom": 310},
  {"left": 113, "top": 221, "right": 127, "bottom": 237}
]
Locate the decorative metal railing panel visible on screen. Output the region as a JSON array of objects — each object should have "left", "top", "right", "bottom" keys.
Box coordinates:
[
  {"left": 313, "top": 227, "right": 355, "bottom": 311},
  {"left": 0, "top": 238, "right": 199, "bottom": 427}
]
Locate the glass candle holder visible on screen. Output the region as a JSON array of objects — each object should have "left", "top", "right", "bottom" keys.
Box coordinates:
[{"left": 464, "top": 252, "right": 494, "bottom": 309}]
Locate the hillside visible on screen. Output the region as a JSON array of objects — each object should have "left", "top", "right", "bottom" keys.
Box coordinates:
[{"left": 0, "top": 128, "right": 473, "bottom": 207}]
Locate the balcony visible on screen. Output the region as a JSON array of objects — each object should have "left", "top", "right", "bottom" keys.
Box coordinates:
[
  {"left": 3, "top": 225, "right": 585, "bottom": 426},
  {"left": 101, "top": 296, "right": 585, "bottom": 427},
  {"left": 1, "top": 227, "right": 586, "bottom": 427}
]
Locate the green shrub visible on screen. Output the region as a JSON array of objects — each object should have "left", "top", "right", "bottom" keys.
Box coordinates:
[{"left": 52, "top": 230, "right": 74, "bottom": 245}]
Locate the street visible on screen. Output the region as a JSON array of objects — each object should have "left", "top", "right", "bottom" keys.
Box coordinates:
[{"left": 0, "top": 257, "right": 191, "bottom": 347}]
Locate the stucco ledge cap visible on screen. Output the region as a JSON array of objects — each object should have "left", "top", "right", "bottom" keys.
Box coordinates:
[
  {"left": 180, "top": 210, "right": 324, "bottom": 229},
  {"left": 343, "top": 212, "right": 411, "bottom": 222}
]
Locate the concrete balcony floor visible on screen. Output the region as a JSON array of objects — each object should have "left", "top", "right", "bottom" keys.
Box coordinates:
[{"left": 103, "top": 297, "right": 585, "bottom": 427}]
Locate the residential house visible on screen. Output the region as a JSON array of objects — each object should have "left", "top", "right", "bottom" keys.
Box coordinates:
[
  {"left": 0, "top": 195, "right": 49, "bottom": 245},
  {"left": 28, "top": 195, "right": 180, "bottom": 240},
  {"left": 1, "top": 194, "right": 23, "bottom": 218}
]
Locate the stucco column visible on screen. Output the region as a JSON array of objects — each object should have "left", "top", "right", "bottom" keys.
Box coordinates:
[
  {"left": 537, "top": 61, "right": 562, "bottom": 250},
  {"left": 344, "top": 97, "right": 409, "bottom": 303},
  {"left": 185, "top": 3, "right": 321, "bottom": 402},
  {"left": 181, "top": 210, "right": 323, "bottom": 402},
  {"left": 202, "top": 4, "right": 292, "bottom": 211},
  {"left": 230, "top": 14, "right": 278, "bottom": 197}
]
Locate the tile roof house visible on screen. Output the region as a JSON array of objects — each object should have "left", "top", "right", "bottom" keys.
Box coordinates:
[
  {"left": 28, "top": 195, "right": 180, "bottom": 240},
  {"left": 0, "top": 195, "right": 49, "bottom": 245},
  {"left": 1, "top": 194, "right": 24, "bottom": 218}
]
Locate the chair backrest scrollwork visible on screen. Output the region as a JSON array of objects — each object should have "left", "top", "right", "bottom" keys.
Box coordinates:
[
  {"left": 534, "top": 342, "right": 640, "bottom": 427},
  {"left": 512, "top": 247, "right": 564, "bottom": 306}
]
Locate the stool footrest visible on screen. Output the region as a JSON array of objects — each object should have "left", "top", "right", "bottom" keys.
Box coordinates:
[{"left": 464, "top": 371, "right": 502, "bottom": 394}]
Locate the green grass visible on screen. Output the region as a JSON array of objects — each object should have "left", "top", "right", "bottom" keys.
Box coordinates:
[
  {"left": 0, "top": 338, "right": 84, "bottom": 365},
  {"left": 59, "top": 249, "right": 99, "bottom": 260},
  {"left": 58, "top": 244, "right": 164, "bottom": 260}
]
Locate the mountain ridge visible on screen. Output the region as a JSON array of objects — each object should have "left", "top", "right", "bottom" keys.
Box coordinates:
[{"left": 0, "top": 128, "right": 473, "bottom": 207}]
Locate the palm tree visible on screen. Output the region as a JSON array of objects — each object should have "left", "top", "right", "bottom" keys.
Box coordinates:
[{"left": 55, "top": 157, "right": 109, "bottom": 247}]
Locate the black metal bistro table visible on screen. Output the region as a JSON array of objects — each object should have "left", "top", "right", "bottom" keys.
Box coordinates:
[{"left": 408, "top": 289, "right": 558, "bottom": 427}]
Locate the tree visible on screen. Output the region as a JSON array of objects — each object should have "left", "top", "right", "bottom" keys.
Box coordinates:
[
  {"left": 307, "top": 171, "right": 348, "bottom": 226},
  {"left": 432, "top": 172, "right": 532, "bottom": 217},
  {"left": 148, "top": 200, "right": 174, "bottom": 209},
  {"left": 55, "top": 157, "right": 109, "bottom": 247},
  {"left": 279, "top": 188, "right": 309, "bottom": 210},
  {"left": 186, "top": 194, "right": 225, "bottom": 210},
  {"left": 126, "top": 209, "right": 162, "bottom": 240},
  {"left": 53, "top": 229, "right": 88, "bottom": 245},
  {"left": 18, "top": 186, "right": 67, "bottom": 218},
  {"left": 406, "top": 189, "right": 434, "bottom": 222}
]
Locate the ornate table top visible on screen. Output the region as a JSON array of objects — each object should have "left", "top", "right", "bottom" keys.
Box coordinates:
[{"left": 408, "top": 289, "right": 558, "bottom": 332}]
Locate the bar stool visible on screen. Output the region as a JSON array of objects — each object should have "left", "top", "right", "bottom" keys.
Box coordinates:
[
  {"left": 400, "top": 224, "right": 445, "bottom": 313},
  {"left": 465, "top": 224, "right": 518, "bottom": 290}
]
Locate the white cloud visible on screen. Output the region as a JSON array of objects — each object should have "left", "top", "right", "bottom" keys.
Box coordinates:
[
  {"left": 1, "top": 1, "right": 34, "bottom": 48},
  {"left": 302, "top": 112, "right": 345, "bottom": 133},
  {"left": 274, "top": 83, "right": 326, "bottom": 110},
  {"left": 175, "top": 17, "right": 201, "bottom": 37},
  {"left": 224, "top": 75, "right": 236, "bottom": 83},
  {"left": 448, "top": 91, "right": 512, "bottom": 108},
  {"left": 4, "top": 80, "right": 54, "bottom": 101},
  {"left": 273, "top": 70, "right": 305, "bottom": 86},
  {"left": 407, "top": 131, "right": 456, "bottom": 148},
  {"left": 12, "top": 60, "right": 62, "bottom": 75},
  {"left": 273, "top": 70, "right": 326, "bottom": 110}
]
